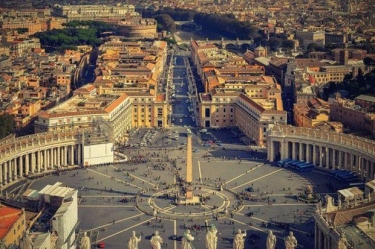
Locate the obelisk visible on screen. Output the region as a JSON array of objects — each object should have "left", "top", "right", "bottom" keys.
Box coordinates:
[{"left": 186, "top": 130, "right": 193, "bottom": 199}]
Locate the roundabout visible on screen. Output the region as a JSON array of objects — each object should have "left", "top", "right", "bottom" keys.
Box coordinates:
[{"left": 137, "top": 185, "right": 240, "bottom": 220}]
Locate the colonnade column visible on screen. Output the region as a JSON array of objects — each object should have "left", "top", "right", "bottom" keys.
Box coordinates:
[
  {"left": 19, "top": 155, "right": 23, "bottom": 177},
  {"left": 313, "top": 145, "right": 317, "bottom": 165},
  {"left": 338, "top": 151, "right": 342, "bottom": 170},
  {"left": 356, "top": 156, "right": 361, "bottom": 175},
  {"left": 61, "top": 147, "right": 64, "bottom": 166},
  {"left": 299, "top": 142, "right": 303, "bottom": 161},
  {"left": 31, "top": 152, "right": 36, "bottom": 173},
  {"left": 78, "top": 144, "right": 82, "bottom": 166},
  {"left": 13, "top": 158, "right": 17, "bottom": 179},
  {"left": 360, "top": 158, "right": 365, "bottom": 180},
  {"left": 344, "top": 152, "right": 349, "bottom": 170},
  {"left": 44, "top": 150, "right": 48, "bottom": 170},
  {"left": 332, "top": 149, "right": 336, "bottom": 168},
  {"left": 306, "top": 144, "right": 311, "bottom": 163},
  {"left": 349, "top": 154, "right": 353, "bottom": 172},
  {"left": 319, "top": 146, "right": 323, "bottom": 167},
  {"left": 48, "top": 149, "right": 51, "bottom": 168},
  {"left": 292, "top": 142, "right": 296, "bottom": 160},
  {"left": 51, "top": 148, "right": 55, "bottom": 167},
  {"left": 325, "top": 148, "right": 330, "bottom": 168},
  {"left": 37, "top": 151, "right": 41, "bottom": 172},
  {"left": 25, "top": 154, "right": 29, "bottom": 174},
  {"left": 4, "top": 161, "right": 7, "bottom": 184},
  {"left": 57, "top": 146, "right": 60, "bottom": 167},
  {"left": 71, "top": 145, "right": 74, "bottom": 166},
  {"left": 64, "top": 146, "right": 68, "bottom": 166}
]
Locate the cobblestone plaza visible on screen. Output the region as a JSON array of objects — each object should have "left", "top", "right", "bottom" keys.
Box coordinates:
[{"left": 24, "top": 147, "right": 340, "bottom": 249}]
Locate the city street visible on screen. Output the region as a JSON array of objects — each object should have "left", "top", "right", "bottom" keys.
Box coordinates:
[{"left": 5, "top": 48, "right": 337, "bottom": 249}]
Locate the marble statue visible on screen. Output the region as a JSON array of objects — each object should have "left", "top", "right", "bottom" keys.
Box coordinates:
[
  {"left": 78, "top": 231, "right": 91, "bottom": 249},
  {"left": 19, "top": 231, "right": 32, "bottom": 249},
  {"left": 337, "top": 232, "right": 348, "bottom": 249},
  {"left": 284, "top": 231, "right": 298, "bottom": 249},
  {"left": 266, "top": 230, "right": 276, "bottom": 249},
  {"left": 232, "top": 229, "right": 245, "bottom": 249},
  {"left": 128, "top": 231, "right": 141, "bottom": 249},
  {"left": 205, "top": 224, "right": 218, "bottom": 249},
  {"left": 150, "top": 231, "right": 163, "bottom": 249},
  {"left": 181, "top": 229, "right": 195, "bottom": 249}
]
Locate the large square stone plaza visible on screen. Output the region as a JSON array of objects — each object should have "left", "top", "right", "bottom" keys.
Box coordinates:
[{"left": 20, "top": 140, "right": 342, "bottom": 249}]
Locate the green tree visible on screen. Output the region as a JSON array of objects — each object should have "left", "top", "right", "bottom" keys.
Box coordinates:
[
  {"left": 306, "top": 42, "right": 324, "bottom": 52},
  {"left": 0, "top": 113, "right": 15, "bottom": 139},
  {"left": 268, "top": 38, "right": 281, "bottom": 52},
  {"left": 364, "top": 56, "right": 375, "bottom": 66},
  {"left": 16, "top": 28, "right": 28, "bottom": 34},
  {"left": 154, "top": 14, "right": 176, "bottom": 33},
  {"left": 281, "top": 40, "right": 295, "bottom": 50},
  {"left": 357, "top": 68, "right": 366, "bottom": 88}
]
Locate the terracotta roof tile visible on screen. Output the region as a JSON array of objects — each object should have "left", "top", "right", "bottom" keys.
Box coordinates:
[{"left": 0, "top": 205, "right": 22, "bottom": 239}]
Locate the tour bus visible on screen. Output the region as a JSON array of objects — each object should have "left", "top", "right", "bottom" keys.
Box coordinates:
[
  {"left": 278, "top": 159, "right": 292, "bottom": 167},
  {"left": 294, "top": 163, "right": 315, "bottom": 172}
]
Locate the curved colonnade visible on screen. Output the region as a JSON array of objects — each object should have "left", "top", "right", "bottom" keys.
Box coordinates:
[
  {"left": 1, "top": 124, "right": 375, "bottom": 187},
  {"left": 267, "top": 125, "right": 375, "bottom": 181},
  {"left": 0, "top": 131, "right": 83, "bottom": 186}
]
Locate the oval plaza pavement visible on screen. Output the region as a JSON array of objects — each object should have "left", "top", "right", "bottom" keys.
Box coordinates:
[{"left": 25, "top": 144, "right": 340, "bottom": 249}]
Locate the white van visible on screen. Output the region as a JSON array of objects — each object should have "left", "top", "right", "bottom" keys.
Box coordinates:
[{"left": 199, "top": 129, "right": 207, "bottom": 133}]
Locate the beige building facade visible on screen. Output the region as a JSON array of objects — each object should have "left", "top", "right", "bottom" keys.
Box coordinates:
[
  {"left": 34, "top": 87, "right": 132, "bottom": 140},
  {"left": 51, "top": 4, "right": 138, "bottom": 21}
]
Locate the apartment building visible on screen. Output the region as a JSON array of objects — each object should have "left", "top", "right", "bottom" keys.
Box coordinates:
[
  {"left": 236, "top": 93, "right": 287, "bottom": 146},
  {"left": 190, "top": 40, "right": 286, "bottom": 146},
  {"left": 1, "top": 17, "right": 65, "bottom": 36},
  {"left": 293, "top": 97, "right": 330, "bottom": 128},
  {"left": 51, "top": 4, "right": 138, "bottom": 21},
  {"left": 308, "top": 65, "right": 355, "bottom": 85},
  {"left": 34, "top": 85, "right": 132, "bottom": 139},
  {"left": 330, "top": 95, "right": 375, "bottom": 136},
  {"left": 92, "top": 39, "right": 169, "bottom": 129},
  {"left": 295, "top": 29, "right": 325, "bottom": 47},
  {"left": 7, "top": 38, "right": 41, "bottom": 56},
  {"left": 325, "top": 32, "right": 348, "bottom": 45},
  {"left": 0, "top": 205, "right": 26, "bottom": 247},
  {"left": 199, "top": 90, "right": 238, "bottom": 129}
]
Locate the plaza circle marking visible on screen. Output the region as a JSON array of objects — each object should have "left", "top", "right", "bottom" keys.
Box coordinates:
[{"left": 137, "top": 185, "right": 241, "bottom": 220}]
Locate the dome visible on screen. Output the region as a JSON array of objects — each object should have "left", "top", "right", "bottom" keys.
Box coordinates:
[{"left": 255, "top": 46, "right": 265, "bottom": 51}]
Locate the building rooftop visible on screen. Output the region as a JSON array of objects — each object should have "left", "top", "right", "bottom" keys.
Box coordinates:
[
  {"left": 0, "top": 205, "right": 23, "bottom": 239},
  {"left": 355, "top": 95, "right": 375, "bottom": 103}
]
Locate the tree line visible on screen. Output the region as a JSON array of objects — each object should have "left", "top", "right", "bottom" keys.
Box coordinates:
[
  {"left": 142, "top": 7, "right": 257, "bottom": 40},
  {"left": 33, "top": 20, "right": 115, "bottom": 52}
]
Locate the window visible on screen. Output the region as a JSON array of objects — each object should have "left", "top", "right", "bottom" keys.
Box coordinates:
[{"left": 205, "top": 108, "right": 210, "bottom": 118}]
